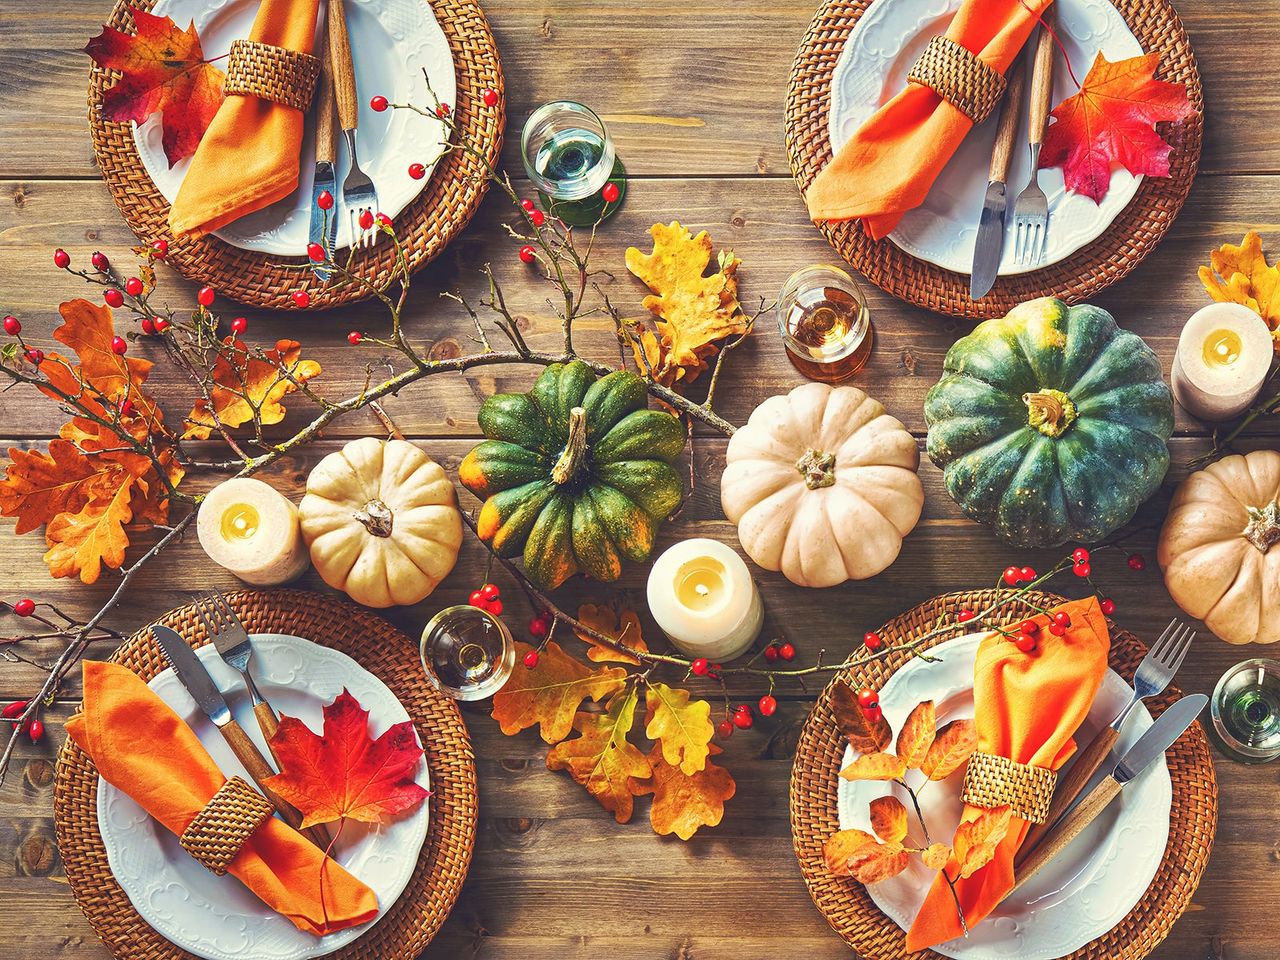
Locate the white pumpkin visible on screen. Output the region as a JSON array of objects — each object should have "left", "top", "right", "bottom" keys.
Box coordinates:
[
  {"left": 1158, "top": 450, "right": 1280, "bottom": 644},
  {"left": 720, "top": 383, "right": 924, "bottom": 587},
  {"left": 300, "top": 438, "right": 463, "bottom": 608}
]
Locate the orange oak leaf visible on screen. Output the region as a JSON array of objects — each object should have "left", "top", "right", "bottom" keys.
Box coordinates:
[
  {"left": 839, "top": 752, "right": 906, "bottom": 782},
  {"left": 85, "top": 9, "right": 226, "bottom": 166},
  {"left": 546, "top": 686, "right": 650, "bottom": 823},
  {"left": 184, "top": 338, "right": 322, "bottom": 440},
  {"left": 575, "top": 603, "right": 650, "bottom": 664},
  {"left": 644, "top": 682, "right": 714, "bottom": 775},
  {"left": 491, "top": 640, "right": 627, "bottom": 743},
  {"left": 824, "top": 829, "right": 909, "bottom": 884},
  {"left": 0, "top": 440, "right": 118, "bottom": 536},
  {"left": 633, "top": 742, "right": 735, "bottom": 840},
  {"left": 922, "top": 842, "right": 952, "bottom": 871},
  {"left": 50, "top": 299, "right": 154, "bottom": 402},
  {"left": 868, "top": 795, "right": 908, "bottom": 844},
  {"left": 264, "top": 689, "right": 428, "bottom": 829},
  {"left": 43, "top": 475, "right": 137, "bottom": 583},
  {"left": 896, "top": 700, "right": 936, "bottom": 769},
  {"left": 830, "top": 680, "right": 892, "bottom": 754},
  {"left": 920, "top": 719, "right": 978, "bottom": 781},
  {"left": 952, "top": 805, "right": 1013, "bottom": 879},
  {"left": 1040, "top": 52, "right": 1194, "bottom": 202},
  {"left": 1198, "top": 230, "right": 1280, "bottom": 337}
]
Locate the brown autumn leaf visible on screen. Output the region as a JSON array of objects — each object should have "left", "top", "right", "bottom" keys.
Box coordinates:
[
  {"left": 491, "top": 640, "right": 627, "bottom": 743},
  {"left": 184, "top": 337, "right": 322, "bottom": 439},
  {"left": 43, "top": 476, "right": 136, "bottom": 583},
  {"left": 1198, "top": 230, "right": 1280, "bottom": 338},
  {"left": 575, "top": 603, "right": 650, "bottom": 665},
  {"left": 644, "top": 682, "right": 714, "bottom": 775},
  {"left": 0, "top": 440, "right": 120, "bottom": 536},
  {"left": 830, "top": 680, "right": 892, "bottom": 754},
  {"left": 896, "top": 700, "right": 936, "bottom": 769},
  {"left": 953, "top": 805, "right": 1014, "bottom": 879},
  {"left": 825, "top": 829, "right": 910, "bottom": 884},
  {"left": 839, "top": 752, "right": 907, "bottom": 782},
  {"left": 546, "top": 686, "right": 651, "bottom": 824},
  {"left": 869, "top": 795, "right": 908, "bottom": 844},
  {"left": 922, "top": 842, "right": 953, "bottom": 871},
  {"left": 633, "top": 742, "right": 736, "bottom": 840},
  {"left": 920, "top": 719, "right": 979, "bottom": 781}
]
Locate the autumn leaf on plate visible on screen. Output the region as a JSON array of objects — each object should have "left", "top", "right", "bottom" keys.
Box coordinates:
[
  {"left": 896, "top": 700, "right": 936, "bottom": 769},
  {"left": 823, "top": 828, "right": 910, "bottom": 884},
  {"left": 264, "top": 688, "right": 428, "bottom": 829},
  {"left": 644, "top": 682, "right": 714, "bottom": 775},
  {"left": 922, "top": 842, "right": 952, "bottom": 871},
  {"left": 1198, "top": 230, "right": 1280, "bottom": 337},
  {"left": 184, "top": 338, "right": 322, "bottom": 440},
  {"left": 1040, "top": 52, "right": 1194, "bottom": 202},
  {"left": 952, "top": 805, "right": 1013, "bottom": 879},
  {"left": 491, "top": 640, "right": 627, "bottom": 743},
  {"left": 920, "top": 719, "right": 978, "bottom": 781},
  {"left": 85, "top": 9, "right": 225, "bottom": 166},
  {"left": 575, "top": 603, "right": 650, "bottom": 664},
  {"left": 546, "top": 686, "right": 651, "bottom": 823},
  {"left": 868, "top": 795, "right": 908, "bottom": 844},
  {"left": 830, "top": 680, "right": 892, "bottom": 754},
  {"left": 839, "top": 752, "right": 906, "bottom": 782},
  {"left": 633, "top": 742, "right": 736, "bottom": 840}
]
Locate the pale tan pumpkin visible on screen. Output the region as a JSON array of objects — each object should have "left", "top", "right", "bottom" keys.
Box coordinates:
[
  {"left": 720, "top": 383, "right": 924, "bottom": 587},
  {"left": 1158, "top": 450, "right": 1280, "bottom": 644},
  {"left": 300, "top": 438, "right": 463, "bottom": 608}
]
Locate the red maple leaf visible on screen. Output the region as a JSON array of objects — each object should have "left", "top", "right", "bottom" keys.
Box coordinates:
[
  {"left": 85, "top": 8, "right": 225, "bottom": 166},
  {"left": 1039, "top": 52, "right": 1194, "bottom": 203},
  {"left": 264, "top": 689, "right": 429, "bottom": 829}
]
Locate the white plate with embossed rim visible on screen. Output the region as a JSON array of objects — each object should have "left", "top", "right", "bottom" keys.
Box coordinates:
[
  {"left": 135, "top": 0, "right": 454, "bottom": 255},
  {"left": 828, "top": 0, "right": 1143, "bottom": 276},
  {"left": 96, "top": 634, "right": 429, "bottom": 960},
  {"left": 837, "top": 631, "right": 1170, "bottom": 960}
]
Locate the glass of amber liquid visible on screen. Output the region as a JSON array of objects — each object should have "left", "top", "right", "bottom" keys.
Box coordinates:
[{"left": 777, "top": 265, "right": 874, "bottom": 382}]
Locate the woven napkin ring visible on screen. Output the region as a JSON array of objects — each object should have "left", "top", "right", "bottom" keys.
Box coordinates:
[
  {"left": 961, "top": 751, "right": 1057, "bottom": 824},
  {"left": 224, "top": 39, "right": 321, "bottom": 112},
  {"left": 906, "top": 36, "right": 1007, "bottom": 124},
  {"left": 179, "top": 776, "right": 275, "bottom": 876}
]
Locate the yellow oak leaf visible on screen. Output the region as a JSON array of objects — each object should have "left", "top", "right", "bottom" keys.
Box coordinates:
[
  {"left": 868, "top": 795, "right": 908, "bottom": 844},
  {"left": 823, "top": 828, "right": 910, "bottom": 884},
  {"left": 953, "top": 805, "right": 1013, "bottom": 879},
  {"left": 644, "top": 682, "right": 714, "bottom": 775},
  {"left": 575, "top": 603, "right": 650, "bottom": 665},
  {"left": 184, "top": 337, "right": 321, "bottom": 439},
  {"left": 839, "top": 752, "right": 907, "bottom": 782},
  {"left": 922, "top": 842, "right": 952, "bottom": 871},
  {"left": 1198, "top": 230, "right": 1280, "bottom": 335},
  {"left": 491, "top": 640, "right": 627, "bottom": 743},
  {"left": 921, "top": 719, "right": 978, "bottom": 781},
  {"left": 896, "top": 700, "right": 936, "bottom": 769},
  {"left": 43, "top": 474, "right": 136, "bottom": 583},
  {"left": 633, "top": 742, "right": 735, "bottom": 840},
  {"left": 546, "top": 686, "right": 651, "bottom": 823},
  {"left": 829, "top": 680, "right": 892, "bottom": 754}
]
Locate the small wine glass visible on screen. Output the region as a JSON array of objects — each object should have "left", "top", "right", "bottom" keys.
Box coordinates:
[
  {"left": 1210, "top": 658, "right": 1280, "bottom": 763},
  {"left": 776, "top": 265, "right": 874, "bottom": 383},
  {"left": 520, "top": 100, "right": 625, "bottom": 226},
  {"left": 420, "top": 605, "right": 515, "bottom": 701}
]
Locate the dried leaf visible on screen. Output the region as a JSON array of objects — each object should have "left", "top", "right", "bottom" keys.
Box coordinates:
[
  {"left": 896, "top": 700, "right": 936, "bottom": 769},
  {"left": 633, "top": 742, "right": 735, "bottom": 840},
  {"left": 825, "top": 829, "right": 876, "bottom": 876},
  {"left": 575, "top": 603, "right": 650, "bottom": 665},
  {"left": 839, "top": 752, "right": 907, "bottom": 782},
  {"left": 42, "top": 474, "right": 136, "bottom": 583},
  {"left": 491, "top": 640, "right": 627, "bottom": 743},
  {"left": 952, "top": 805, "right": 1013, "bottom": 879},
  {"left": 1198, "top": 230, "right": 1280, "bottom": 335},
  {"left": 546, "top": 686, "right": 651, "bottom": 823},
  {"left": 824, "top": 829, "right": 910, "bottom": 884},
  {"left": 0, "top": 440, "right": 119, "bottom": 536},
  {"left": 921, "top": 719, "right": 978, "bottom": 781},
  {"left": 264, "top": 689, "right": 428, "bottom": 829},
  {"left": 644, "top": 682, "right": 714, "bottom": 775},
  {"left": 49, "top": 299, "right": 154, "bottom": 403},
  {"left": 830, "top": 680, "right": 892, "bottom": 754},
  {"left": 184, "top": 338, "right": 322, "bottom": 440},
  {"left": 922, "top": 842, "right": 952, "bottom": 871},
  {"left": 868, "top": 795, "right": 908, "bottom": 844}
]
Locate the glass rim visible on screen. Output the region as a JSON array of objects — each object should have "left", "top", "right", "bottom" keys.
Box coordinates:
[
  {"left": 419, "top": 603, "right": 515, "bottom": 701},
  {"left": 1211, "top": 657, "right": 1280, "bottom": 760},
  {"left": 520, "top": 99, "right": 610, "bottom": 163}
]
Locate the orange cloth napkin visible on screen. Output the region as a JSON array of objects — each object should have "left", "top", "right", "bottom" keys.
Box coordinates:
[
  {"left": 806, "top": 0, "right": 1054, "bottom": 239},
  {"left": 905, "top": 596, "right": 1109, "bottom": 952},
  {"left": 168, "top": 0, "right": 321, "bottom": 237},
  {"left": 65, "top": 660, "right": 378, "bottom": 936}
]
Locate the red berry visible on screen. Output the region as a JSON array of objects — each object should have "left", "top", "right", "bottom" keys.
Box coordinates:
[
  {"left": 1002, "top": 565, "right": 1021, "bottom": 586},
  {"left": 140, "top": 317, "right": 156, "bottom": 335},
  {"left": 763, "top": 644, "right": 779, "bottom": 662},
  {"left": 523, "top": 650, "right": 540, "bottom": 669},
  {"left": 1, "top": 700, "right": 26, "bottom": 719},
  {"left": 1073, "top": 561, "right": 1091, "bottom": 578},
  {"left": 519, "top": 244, "right": 537, "bottom": 264},
  {"left": 863, "top": 704, "right": 883, "bottom": 724},
  {"left": 28, "top": 719, "right": 43, "bottom": 743},
  {"left": 1048, "top": 622, "right": 1066, "bottom": 637},
  {"left": 1019, "top": 566, "right": 1037, "bottom": 582},
  {"left": 601, "top": 182, "right": 620, "bottom": 203},
  {"left": 151, "top": 239, "right": 169, "bottom": 257},
  {"left": 863, "top": 631, "right": 884, "bottom": 651},
  {"left": 520, "top": 199, "right": 535, "bottom": 212},
  {"left": 370, "top": 95, "right": 389, "bottom": 112},
  {"left": 480, "top": 583, "right": 500, "bottom": 600},
  {"left": 529, "top": 616, "right": 549, "bottom": 639},
  {"left": 1128, "top": 553, "right": 1146, "bottom": 571},
  {"left": 717, "top": 719, "right": 733, "bottom": 739},
  {"left": 1014, "top": 633, "right": 1037, "bottom": 653},
  {"left": 3, "top": 315, "right": 19, "bottom": 335},
  {"left": 733, "top": 706, "right": 754, "bottom": 729},
  {"left": 530, "top": 209, "right": 545, "bottom": 227},
  {"left": 317, "top": 190, "right": 334, "bottom": 211},
  {"left": 226, "top": 317, "right": 246, "bottom": 337},
  {"left": 104, "top": 288, "right": 124, "bottom": 308},
  {"left": 485, "top": 599, "right": 504, "bottom": 616},
  {"left": 91, "top": 251, "right": 110, "bottom": 271},
  {"left": 408, "top": 162, "right": 426, "bottom": 180},
  {"left": 24, "top": 348, "right": 43, "bottom": 366},
  {"left": 1019, "top": 619, "right": 1040, "bottom": 635},
  {"left": 758, "top": 694, "right": 777, "bottom": 717},
  {"left": 857, "top": 688, "right": 879, "bottom": 709},
  {"left": 1052, "top": 611, "right": 1071, "bottom": 629},
  {"left": 119, "top": 398, "right": 134, "bottom": 417},
  {"left": 690, "top": 657, "right": 709, "bottom": 676},
  {"left": 307, "top": 242, "right": 326, "bottom": 262},
  {"left": 110, "top": 336, "right": 127, "bottom": 355},
  {"left": 1100, "top": 597, "right": 1116, "bottom": 615},
  {"left": 1072, "top": 548, "right": 1090, "bottom": 564},
  {"left": 197, "top": 285, "right": 215, "bottom": 306},
  {"left": 482, "top": 88, "right": 499, "bottom": 107},
  {"left": 292, "top": 290, "right": 311, "bottom": 308},
  {"left": 53, "top": 248, "right": 70, "bottom": 269},
  {"left": 436, "top": 102, "right": 451, "bottom": 118},
  {"left": 359, "top": 209, "right": 375, "bottom": 230},
  {"left": 154, "top": 318, "right": 170, "bottom": 332},
  {"left": 348, "top": 331, "right": 363, "bottom": 345},
  {"left": 468, "top": 589, "right": 485, "bottom": 606},
  {"left": 376, "top": 213, "right": 392, "bottom": 228},
  {"left": 13, "top": 598, "right": 35, "bottom": 617},
  {"left": 777, "top": 641, "right": 795, "bottom": 661},
  {"left": 958, "top": 608, "right": 976, "bottom": 622},
  {"left": 125, "top": 276, "right": 144, "bottom": 296}
]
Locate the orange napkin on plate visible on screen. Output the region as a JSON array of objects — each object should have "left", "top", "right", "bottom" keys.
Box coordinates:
[
  {"left": 65, "top": 660, "right": 379, "bottom": 936},
  {"left": 806, "top": 0, "right": 1054, "bottom": 239},
  {"left": 168, "top": 0, "right": 321, "bottom": 237},
  {"left": 905, "top": 596, "right": 1109, "bottom": 952}
]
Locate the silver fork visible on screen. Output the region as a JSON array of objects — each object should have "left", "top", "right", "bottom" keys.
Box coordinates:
[
  {"left": 329, "top": 0, "right": 379, "bottom": 250},
  {"left": 1012, "top": 21, "right": 1055, "bottom": 266}
]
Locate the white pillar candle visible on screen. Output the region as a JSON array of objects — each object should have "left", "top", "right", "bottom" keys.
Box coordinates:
[
  {"left": 196, "top": 478, "right": 310, "bottom": 585},
  {"left": 646, "top": 538, "right": 763, "bottom": 662},
  {"left": 1171, "top": 303, "right": 1273, "bottom": 421}
]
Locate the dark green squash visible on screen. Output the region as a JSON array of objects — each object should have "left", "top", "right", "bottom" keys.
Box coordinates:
[
  {"left": 459, "top": 360, "right": 685, "bottom": 588},
  {"left": 924, "top": 298, "right": 1174, "bottom": 547}
]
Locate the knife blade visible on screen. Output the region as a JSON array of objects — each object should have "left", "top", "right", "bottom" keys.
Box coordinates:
[
  {"left": 969, "top": 52, "right": 1028, "bottom": 300},
  {"left": 1011, "top": 693, "right": 1208, "bottom": 892},
  {"left": 308, "top": 25, "right": 339, "bottom": 282}
]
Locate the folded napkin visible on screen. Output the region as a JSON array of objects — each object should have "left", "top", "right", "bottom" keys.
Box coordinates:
[
  {"left": 66, "top": 660, "right": 378, "bottom": 936},
  {"left": 168, "top": 0, "right": 321, "bottom": 237},
  {"left": 905, "top": 596, "right": 1109, "bottom": 952},
  {"left": 806, "top": 0, "right": 1054, "bottom": 239}
]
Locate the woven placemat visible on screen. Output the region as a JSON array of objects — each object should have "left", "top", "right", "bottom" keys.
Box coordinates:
[
  {"left": 785, "top": 1, "right": 1204, "bottom": 319},
  {"left": 88, "top": 1, "right": 504, "bottom": 310},
  {"left": 52, "top": 589, "right": 478, "bottom": 960},
  {"left": 790, "top": 589, "right": 1217, "bottom": 960}
]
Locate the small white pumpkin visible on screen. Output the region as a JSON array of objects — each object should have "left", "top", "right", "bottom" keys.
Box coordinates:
[
  {"left": 300, "top": 438, "right": 463, "bottom": 608},
  {"left": 721, "top": 383, "right": 924, "bottom": 587}
]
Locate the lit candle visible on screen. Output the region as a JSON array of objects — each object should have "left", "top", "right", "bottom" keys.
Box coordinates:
[
  {"left": 1172, "top": 303, "right": 1273, "bottom": 421},
  {"left": 646, "top": 538, "right": 764, "bottom": 662},
  {"left": 196, "top": 478, "right": 310, "bottom": 585}
]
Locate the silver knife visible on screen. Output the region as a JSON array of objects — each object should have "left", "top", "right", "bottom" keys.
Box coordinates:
[
  {"left": 1011, "top": 693, "right": 1208, "bottom": 891},
  {"left": 308, "top": 26, "right": 339, "bottom": 282},
  {"left": 969, "top": 52, "right": 1029, "bottom": 300}
]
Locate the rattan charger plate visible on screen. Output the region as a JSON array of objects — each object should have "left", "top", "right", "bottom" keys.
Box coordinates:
[
  {"left": 790, "top": 589, "right": 1217, "bottom": 960},
  {"left": 785, "top": 0, "right": 1204, "bottom": 319},
  {"left": 53, "top": 589, "right": 478, "bottom": 960},
  {"left": 88, "top": 0, "right": 503, "bottom": 310}
]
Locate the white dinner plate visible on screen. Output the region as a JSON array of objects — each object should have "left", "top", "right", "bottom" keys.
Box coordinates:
[
  {"left": 837, "top": 631, "right": 1171, "bottom": 960},
  {"left": 136, "top": 0, "right": 455, "bottom": 255},
  {"left": 96, "top": 634, "right": 430, "bottom": 960},
  {"left": 828, "top": 0, "right": 1143, "bottom": 276}
]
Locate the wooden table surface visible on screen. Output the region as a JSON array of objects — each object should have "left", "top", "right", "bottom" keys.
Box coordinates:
[{"left": 0, "top": 1, "right": 1275, "bottom": 957}]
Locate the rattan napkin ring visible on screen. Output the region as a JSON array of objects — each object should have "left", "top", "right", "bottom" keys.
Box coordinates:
[
  {"left": 961, "top": 751, "right": 1056, "bottom": 824},
  {"left": 906, "top": 35, "right": 1007, "bottom": 124},
  {"left": 224, "top": 39, "right": 321, "bottom": 112},
  {"left": 179, "top": 775, "right": 275, "bottom": 876}
]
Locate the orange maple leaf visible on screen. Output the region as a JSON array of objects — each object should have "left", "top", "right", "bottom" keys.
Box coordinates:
[
  {"left": 546, "top": 686, "right": 651, "bottom": 823},
  {"left": 830, "top": 680, "right": 892, "bottom": 754},
  {"left": 896, "top": 700, "right": 936, "bottom": 769},
  {"left": 184, "top": 338, "right": 322, "bottom": 440},
  {"left": 575, "top": 603, "right": 650, "bottom": 665},
  {"left": 633, "top": 742, "right": 736, "bottom": 840},
  {"left": 264, "top": 689, "right": 428, "bottom": 829},
  {"left": 491, "top": 640, "right": 627, "bottom": 743}
]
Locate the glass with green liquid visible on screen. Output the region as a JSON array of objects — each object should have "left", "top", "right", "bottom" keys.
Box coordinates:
[
  {"left": 1210, "top": 658, "right": 1280, "bottom": 762},
  {"left": 521, "top": 101, "right": 625, "bottom": 226}
]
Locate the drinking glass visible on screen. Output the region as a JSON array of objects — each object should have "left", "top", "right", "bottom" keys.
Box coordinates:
[
  {"left": 1210, "top": 658, "right": 1280, "bottom": 763},
  {"left": 776, "top": 265, "right": 874, "bottom": 383},
  {"left": 420, "top": 604, "right": 515, "bottom": 701},
  {"left": 521, "top": 100, "right": 625, "bottom": 226}
]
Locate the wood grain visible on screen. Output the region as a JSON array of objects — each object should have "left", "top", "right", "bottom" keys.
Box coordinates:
[{"left": 988, "top": 54, "right": 1027, "bottom": 185}]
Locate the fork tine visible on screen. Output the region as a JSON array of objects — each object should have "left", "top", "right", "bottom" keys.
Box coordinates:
[
  {"left": 1160, "top": 625, "right": 1195, "bottom": 672},
  {"left": 1035, "top": 222, "right": 1047, "bottom": 263},
  {"left": 1145, "top": 619, "right": 1181, "bottom": 663},
  {"left": 194, "top": 596, "right": 221, "bottom": 640},
  {"left": 210, "top": 589, "right": 238, "bottom": 626}
]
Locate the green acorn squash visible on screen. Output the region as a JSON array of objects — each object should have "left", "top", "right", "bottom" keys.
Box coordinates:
[
  {"left": 459, "top": 360, "right": 685, "bottom": 588},
  {"left": 923, "top": 298, "right": 1173, "bottom": 547}
]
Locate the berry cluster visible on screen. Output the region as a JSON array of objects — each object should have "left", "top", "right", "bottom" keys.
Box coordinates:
[
  {"left": 1, "top": 700, "right": 41, "bottom": 742},
  {"left": 762, "top": 640, "right": 796, "bottom": 662},
  {"left": 468, "top": 582, "right": 503, "bottom": 616},
  {"left": 1001, "top": 564, "right": 1038, "bottom": 586},
  {"left": 522, "top": 611, "right": 553, "bottom": 668}
]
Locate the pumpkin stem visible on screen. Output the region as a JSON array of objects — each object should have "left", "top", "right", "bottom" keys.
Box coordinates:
[
  {"left": 795, "top": 448, "right": 837, "bottom": 489},
  {"left": 353, "top": 499, "right": 394, "bottom": 538},
  {"left": 552, "top": 406, "right": 589, "bottom": 485},
  {"left": 1245, "top": 501, "right": 1280, "bottom": 553},
  {"left": 1023, "top": 389, "right": 1077, "bottom": 438}
]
